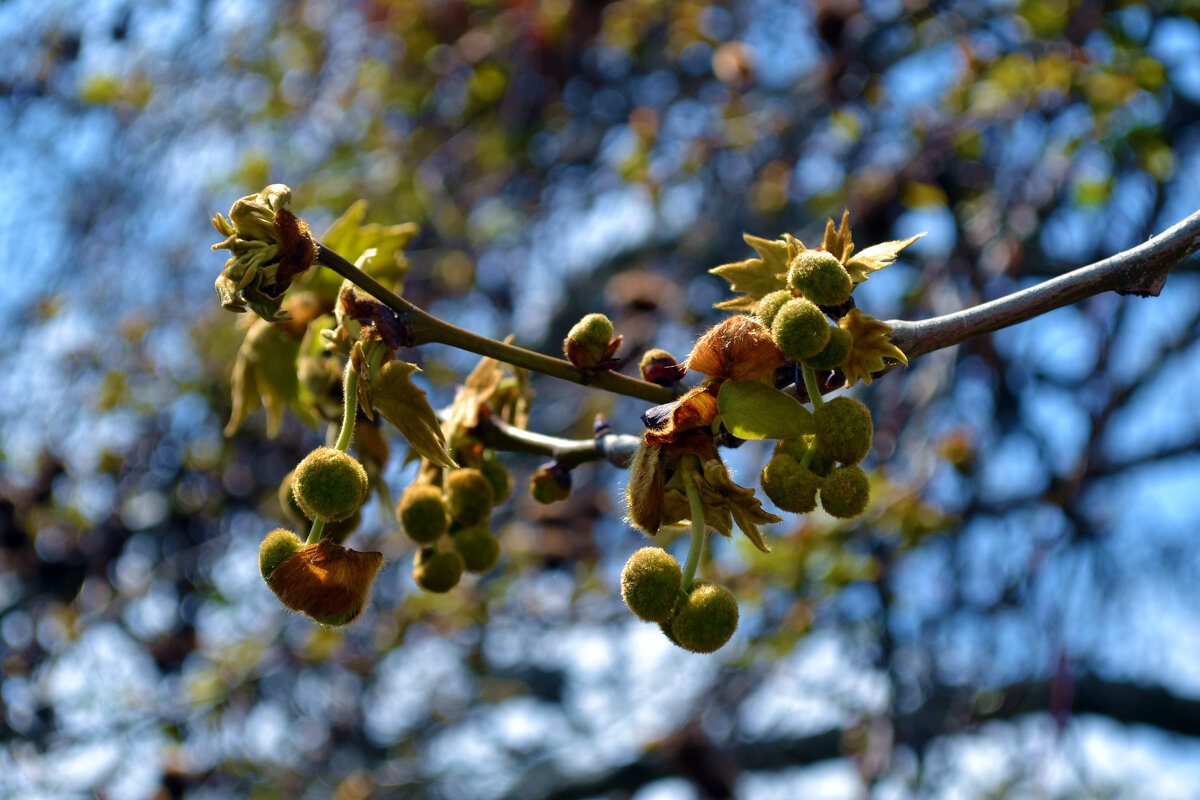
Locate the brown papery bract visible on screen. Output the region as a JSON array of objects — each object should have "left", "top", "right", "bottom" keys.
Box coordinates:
[
  {"left": 268, "top": 540, "right": 384, "bottom": 623},
  {"left": 685, "top": 315, "right": 786, "bottom": 382}
]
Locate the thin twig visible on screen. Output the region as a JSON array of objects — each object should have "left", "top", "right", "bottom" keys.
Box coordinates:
[
  {"left": 315, "top": 243, "right": 676, "bottom": 405},
  {"left": 475, "top": 414, "right": 641, "bottom": 470}
]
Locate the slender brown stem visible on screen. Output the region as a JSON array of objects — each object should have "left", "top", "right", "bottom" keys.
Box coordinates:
[{"left": 315, "top": 243, "right": 676, "bottom": 405}]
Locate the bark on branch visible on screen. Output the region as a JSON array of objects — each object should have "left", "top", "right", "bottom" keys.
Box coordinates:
[{"left": 885, "top": 208, "right": 1200, "bottom": 361}]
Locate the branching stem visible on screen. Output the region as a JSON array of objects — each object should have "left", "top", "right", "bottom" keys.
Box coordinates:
[{"left": 315, "top": 244, "right": 675, "bottom": 405}]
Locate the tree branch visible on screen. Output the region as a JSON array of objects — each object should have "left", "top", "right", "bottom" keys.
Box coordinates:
[
  {"left": 505, "top": 673, "right": 1200, "bottom": 800},
  {"left": 886, "top": 208, "right": 1200, "bottom": 361},
  {"left": 315, "top": 243, "right": 676, "bottom": 405},
  {"left": 475, "top": 414, "right": 642, "bottom": 470}
]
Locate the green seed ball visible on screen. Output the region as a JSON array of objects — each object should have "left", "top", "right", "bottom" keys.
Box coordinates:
[
  {"left": 278, "top": 469, "right": 307, "bottom": 525},
  {"left": 669, "top": 583, "right": 739, "bottom": 654},
  {"left": 413, "top": 548, "right": 464, "bottom": 593},
  {"left": 479, "top": 455, "right": 513, "bottom": 505},
  {"left": 323, "top": 509, "right": 362, "bottom": 545},
  {"left": 452, "top": 525, "right": 501, "bottom": 573},
  {"left": 805, "top": 326, "right": 853, "bottom": 371},
  {"left": 310, "top": 609, "right": 361, "bottom": 627},
  {"left": 756, "top": 289, "right": 795, "bottom": 331},
  {"left": 567, "top": 313, "right": 614, "bottom": 348},
  {"left": 774, "top": 435, "right": 828, "bottom": 473},
  {"left": 259, "top": 529, "right": 302, "bottom": 581},
  {"left": 397, "top": 485, "right": 449, "bottom": 544},
  {"left": 444, "top": 468, "right": 495, "bottom": 526},
  {"left": 760, "top": 454, "right": 822, "bottom": 514},
  {"left": 788, "top": 249, "right": 853, "bottom": 307},
  {"left": 814, "top": 396, "right": 873, "bottom": 465},
  {"left": 771, "top": 298, "right": 831, "bottom": 361},
  {"left": 819, "top": 465, "right": 871, "bottom": 519},
  {"left": 620, "top": 547, "right": 682, "bottom": 623},
  {"left": 292, "top": 447, "right": 369, "bottom": 522}
]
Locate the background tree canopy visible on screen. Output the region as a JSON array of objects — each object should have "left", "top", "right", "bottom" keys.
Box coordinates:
[{"left": 3, "top": 0, "right": 1200, "bottom": 797}]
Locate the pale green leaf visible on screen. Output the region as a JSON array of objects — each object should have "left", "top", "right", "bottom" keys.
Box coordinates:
[{"left": 717, "top": 380, "right": 814, "bottom": 440}]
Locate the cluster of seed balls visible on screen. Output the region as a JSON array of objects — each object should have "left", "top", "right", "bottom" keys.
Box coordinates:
[
  {"left": 759, "top": 248, "right": 856, "bottom": 371},
  {"left": 397, "top": 455, "right": 511, "bottom": 593},
  {"left": 753, "top": 248, "right": 875, "bottom": 519},
  {"left": 620, "top": 547, "right": 739, "bottom": 653}
]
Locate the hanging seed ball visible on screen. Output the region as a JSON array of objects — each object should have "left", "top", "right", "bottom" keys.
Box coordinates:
[
  {"left": 259, "top": 529, "right": 303, "bottom": 581},
  {"left": 771, "top": 298, "right": 831, "bottom": 361},
  {"left": 819, "top": 465, "right": 871, "bottom": 519},
  {"left": 291, "top": 447, "right": 369, "bottom": 522},
  {"left": 669, "top": 583, "right": 739, "bottom": 654},
  {"left": 620, "top": 547, "right": 682, "bottom": 623},
  {"left": 323, "top": 509, "right": 362, "bottom": 545},
  {"left": 412, "top": 547, "right": 465, "bottom": 593},
  {"left": 760, "top": 454, "right": 823, "bottom": 514},
  {"left": 479, "top": 454, "right": 513, "bottom": 505},
  {"left": 397, "top": 484, "right": 449, "bottom": 545},
  {"left": 805, "top": 325, "right": 853, "bottom": 371},
  {"left": 452, "top": 525, "right": 501, "bottom": 573},
  {"left": 774, "top": 435, "right": 832, "bottom": 476},
  {"left": 278, "top": 469, "right": 307, "bottom": 524},
  {"left": 444, "top": 468, "right": 495, "bottom": 526},
  {"left": 788, "top": 249, "right": 853, "bottom": 307},
  {"left": 813, "top": 396, "right": 873, "bottom": 465},
  {"left": 756, "top": 289, "right": 795, "bottom": 331}
]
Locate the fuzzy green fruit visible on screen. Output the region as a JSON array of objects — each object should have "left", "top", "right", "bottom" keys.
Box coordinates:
[
  {"left": 397, "top": 484, "right": 450, "bottom": 545},
  {"left": 771, "top": 298, "right": 831, "bottom": 361},
  {"left": 805, "top": 325, "right": 853, "bottom": 370},
  {"left": 814, "top": 396, "right": 873, "bottom": 465},
  {"left": 259, "top": 529, "right": 303, "bottom": 581},
  {"left": 479, "top": 455, "right": 513, "bottom": 504},
  {"left": 291, "top": 447, "right": 369, "bottom": 522},
  {"left": 756, "top": 289, "right": 794, "bottom": 331},
  {"left": 412, "top": 548, "right": 464, "bottom": 593},
  {"left": 452, "top": 525, "right": 501, "bottom": 573},
  {"left": 775, "top": 435, "right": 833, "bottom": 477},
  {"left": 669, "top": 583, "right": 739, "bottom": 654},
  {"left": 788, "top": 249, "right": 852, "bottom": 306},
  {"left": 760, "top": 454, "right": 822, "bottom": 514},
  {"left": 621, "top": 547, "right": 682, "bottom": 623},
  {"left": 444, "top": 468, "right": 495, "bottom": 526},
  {"left": 819, "top": 465, "right": 871, "bottom": 519}
]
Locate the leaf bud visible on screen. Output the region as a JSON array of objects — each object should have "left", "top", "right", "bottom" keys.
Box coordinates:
[
  {"left": 755, "top": 289, "right": 794, "bottom": 331},
  {"left": 259, "top": 528, "right": 303, "bottom": 580},
  {"left": 760, "top": 454, "right": 822, "bottom": 514},
  {"left": 620, "top": 547, "right": 682, "bottom": 623},
  {"left": 413, "top": 547, "right": 464, "bottom": 593},
  {"left": 819, "top": 465, "right": 871, "bottom": 519},
  {"left": 771, "top": 298, "right": 831, "bottom": 361},
  {"left": 813, "top": 396, "right": 873, "bottom": 465},
  {"left": 397, "top": 484, "right": 450, "bottom": 545},
  {"left": 668, "top": 583, "right": 739, "bottom": 654},
  {"left": 530, "top": 462, "right": 572, "bottom": 504},
  {"left": 563, "top": 313, "right": 622, "bottom": 369},
  {"left": 444, "top": 468, "right": 495, "bottom": 526},
  {"left": 291, "top": 447, "right": 369, "bottom": 522},
  {"left": 639, "top": 348, "right": 686, "bottom": 386},
  {"left": 788, "top": 249, "right": 853, "bottom": 307},
  {"left": 451, "top": 525, "right": 501, "bottom": 573},
  {"left": 804, "top": 325, "right": 853, "bottom": 371}
]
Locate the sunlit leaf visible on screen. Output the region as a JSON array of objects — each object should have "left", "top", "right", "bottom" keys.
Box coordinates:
[
  {"left": 843, "top": 233, "right": 925, "bottom": 284},
  {"left": 839, "top": 309, "right": 909, "bottom": 387},
  {"left": 717, "top": 380, "right": 814, "bottom": 440}
]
